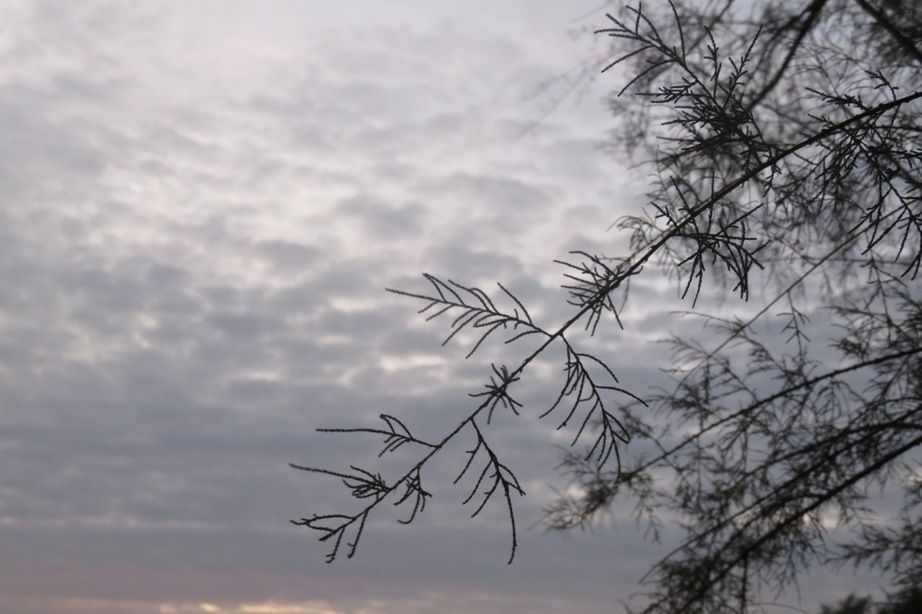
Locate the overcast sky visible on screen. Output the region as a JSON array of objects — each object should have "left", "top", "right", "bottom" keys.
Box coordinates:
[{"left": 0, "top": 2, "right": 891, "bottom": 613}]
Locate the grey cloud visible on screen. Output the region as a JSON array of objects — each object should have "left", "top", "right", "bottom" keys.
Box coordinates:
[
  {"left": 425, "top": 171, "right": 555, "bottom": 217},
  {"left": 0, "top": 1, "right": 872, "bottom": 613},
  {"left": 253, "top": 240, "right": 321, "bottom": 273},
  {"left": 421, "top": 241, "right": 526, "bottom": 283},
  {"left": 314, "top": 307, "right": 393, "bottom": 341},
  {"left": 339, "top": 196, "right": 425, "bottom": 238},
  {"left": 0, "top": 85, "right": 105, "bottom": 195}
]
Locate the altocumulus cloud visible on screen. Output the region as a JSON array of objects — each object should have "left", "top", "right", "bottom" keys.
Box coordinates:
[{"left": 0, "top": 1, "right": 688, "bottom": 613}]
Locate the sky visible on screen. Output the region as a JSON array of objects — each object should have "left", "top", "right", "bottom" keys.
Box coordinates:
[{"left": 0, "top": 2, "right": 894, "bottom": 613}]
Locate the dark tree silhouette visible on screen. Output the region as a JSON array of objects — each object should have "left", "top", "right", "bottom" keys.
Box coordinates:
[
  {"left": 821, "top": 594, "right": 874, "bottom": 614},
  {"left": 294, "top": 1, "right": 922, "bottom": 611},
  {"left": 820, "top": 583, "right": 922, "bottom": 613}
]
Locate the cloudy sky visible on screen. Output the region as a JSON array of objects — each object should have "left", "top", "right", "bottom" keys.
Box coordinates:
[{"left": 0, "top": 2, "right": 889, "bottom": 613}]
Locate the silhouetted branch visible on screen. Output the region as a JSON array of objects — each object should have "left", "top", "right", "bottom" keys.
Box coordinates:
[{"left": 296, "top": 3, "right": 922, "bottom": 609}]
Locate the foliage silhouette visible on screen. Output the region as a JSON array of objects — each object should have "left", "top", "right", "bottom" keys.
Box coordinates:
[
  {"left": 295, "top": 1, "right": 922, "bottom": 611},
  {"left": 819, "top": 583, "right": 922, "bottom": 614}
]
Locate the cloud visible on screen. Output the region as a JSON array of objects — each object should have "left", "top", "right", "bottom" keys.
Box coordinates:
[
  {"left": 0, "top": 1, "right": 874, "bottom": 613},
  {"left": 252, "top": 241, "right": 321, "bottom": 274},
  {"left": 338, "top": 196, "right": 426, "bottom": 239}
]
